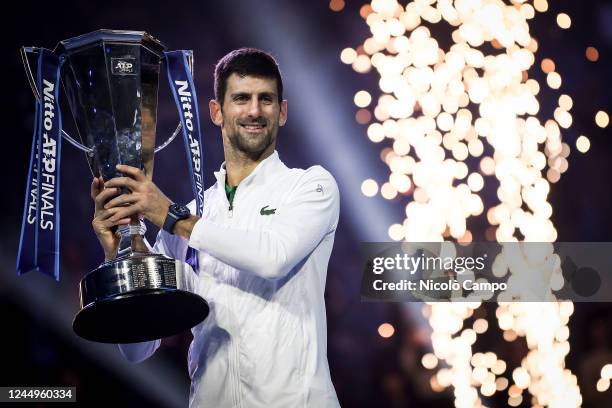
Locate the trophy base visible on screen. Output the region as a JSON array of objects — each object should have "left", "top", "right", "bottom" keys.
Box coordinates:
[{"left": 73, "top": 253, "right": 209, "bottom": 343}]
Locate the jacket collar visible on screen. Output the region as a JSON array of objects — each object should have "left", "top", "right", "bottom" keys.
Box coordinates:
[{"left": 213, "top": 150, "right": 284, "bottom": 189}]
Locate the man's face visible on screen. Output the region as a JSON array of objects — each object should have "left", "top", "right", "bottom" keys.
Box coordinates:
[{"left": 212, "top": 73, "right": 287, "bottom": 159}]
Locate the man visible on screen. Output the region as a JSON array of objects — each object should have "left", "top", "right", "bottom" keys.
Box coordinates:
[{"left": 91, "top": 48, "right": 341, "bottom": 407}]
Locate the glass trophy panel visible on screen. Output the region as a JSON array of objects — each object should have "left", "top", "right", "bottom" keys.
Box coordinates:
[
  {"left": 139, "top": 47, "right": 162, "bottom": 180},
  {"left": 105, "top": 42, "right": 143, "bottom": 176},
  {"left": 62, "top": 44, "right": 118, "bottom": 181},
  {"left": 60, "top": 37, "right": 163, "bottom": 182}
]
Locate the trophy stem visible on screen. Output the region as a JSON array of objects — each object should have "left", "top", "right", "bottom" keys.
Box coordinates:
[
  {"left": 117, "top": 216, "right": 149, "bottom": 256},
  {"left": 130, "top": 216, "right": 149, "bottom": 253}
]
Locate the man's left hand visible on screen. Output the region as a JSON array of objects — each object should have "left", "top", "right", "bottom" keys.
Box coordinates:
[{"left": 104, "top": 164, "right": 172, "bottom": 228}]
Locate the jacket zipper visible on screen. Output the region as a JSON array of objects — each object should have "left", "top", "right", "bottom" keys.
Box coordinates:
[
  {"left": 228, "top": 191, "right": 238, "bottom": 218},
  {"left": 226, "top": 185, "right": 235, "bottom": 218}
]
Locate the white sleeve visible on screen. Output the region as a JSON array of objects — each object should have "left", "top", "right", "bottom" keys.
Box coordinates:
[
  {"left": 117, "top": 339, "right": 161, "bottom": 363},
  {"left": 153, "top": 227, "right": 190, "bottom": 261},
  {"left": 188, "top": 166, "right": 339, "bottom": 280}
]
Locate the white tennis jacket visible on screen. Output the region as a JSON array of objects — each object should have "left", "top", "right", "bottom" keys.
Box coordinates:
[{"left": 118, "top": 151, "right": 341, "bottom": 408}]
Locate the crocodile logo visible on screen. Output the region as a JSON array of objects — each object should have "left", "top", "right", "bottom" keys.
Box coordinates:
[{"left": 260, "top": 205, "right": 276, "bottom": 215}]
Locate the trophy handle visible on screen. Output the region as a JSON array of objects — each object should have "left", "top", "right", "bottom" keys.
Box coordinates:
[
  {"left": 154, "top": 123, "right": 182, "bottom": 154},
  {"left": 20, "top": 46, "right": 182, "bottom": 156},
  {"left": 20, "top": 47, "right": 40, "bottom": 101}
]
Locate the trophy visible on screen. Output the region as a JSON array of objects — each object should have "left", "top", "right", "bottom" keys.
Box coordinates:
[{"left": 18, "top": 30, "right": 209, "bottom": 343}]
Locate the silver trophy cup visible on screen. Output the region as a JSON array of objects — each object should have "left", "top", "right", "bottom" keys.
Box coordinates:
[{"left": 22, "top": 30, "right": 209, "bottom": 343}]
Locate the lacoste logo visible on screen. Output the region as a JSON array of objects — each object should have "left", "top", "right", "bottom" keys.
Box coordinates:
[{"left": 260, "top": 205, "right": 276, "bottom": 215}]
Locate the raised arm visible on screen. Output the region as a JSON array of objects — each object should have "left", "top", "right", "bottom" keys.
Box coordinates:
[
  {"left": 102, "top": 164, "right": 339, "bottom": 280},
  {"left": 188, "top": 167, "right": 339, "bottom": 280}
]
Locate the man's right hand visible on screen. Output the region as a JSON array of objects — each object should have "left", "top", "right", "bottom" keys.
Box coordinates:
[{"left": 91, "top": 177, "right": 131, "bottom": 261}]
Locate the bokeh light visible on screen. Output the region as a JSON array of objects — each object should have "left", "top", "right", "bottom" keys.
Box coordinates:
[
  {"left": 329, "top": 0, "right": 345, "bottom": 12},
  {"left": 361, "top": 179, "right": 378, "bottom": 197},
  {"left": 576, "top": 136, "right": 590, "bottom": 153},
  {"left": 595, "top": 110, "right": 610, "bottom": 128},
  {"left": 378, "top": 322, "right": 395, "bottom": 338},
  {"left": 585, "top": 46, "right": 599, "bottom": 62},
  {"left": 556, "top": 13, "right": 571, "bottom": 29}
]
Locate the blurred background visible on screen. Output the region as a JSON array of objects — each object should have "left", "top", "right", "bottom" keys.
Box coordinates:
[{"left": 2, "top": 0, "right": 612, "bottom": 407}]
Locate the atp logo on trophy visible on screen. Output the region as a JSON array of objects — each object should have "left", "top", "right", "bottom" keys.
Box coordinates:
[{"left": 111, "top": 57, "right": 137, "bottom": 75}]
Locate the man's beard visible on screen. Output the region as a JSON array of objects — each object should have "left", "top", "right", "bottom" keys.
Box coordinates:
[{"left": 227, "top": 120, "right": 277, "bottom": 160}]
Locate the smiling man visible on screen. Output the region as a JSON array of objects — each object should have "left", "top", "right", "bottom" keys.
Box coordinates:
[{"left": 91, "top": 48, "right": 341, "bottom": 407}]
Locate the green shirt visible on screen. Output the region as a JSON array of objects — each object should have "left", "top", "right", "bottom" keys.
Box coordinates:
[{"left": 225, "top": 181, "right": 238, "bottom": 210}]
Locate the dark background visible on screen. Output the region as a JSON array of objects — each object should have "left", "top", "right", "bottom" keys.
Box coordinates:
[{"left": 1, "top": 1, "right": 612, "bottom": 407}]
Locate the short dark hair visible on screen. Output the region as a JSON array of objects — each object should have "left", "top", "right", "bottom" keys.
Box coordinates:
[{"left": 214, "top": 48, "right": 283, "bottom": 105}]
